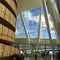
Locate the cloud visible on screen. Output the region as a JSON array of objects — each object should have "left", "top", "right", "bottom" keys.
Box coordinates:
[
  {"left": 23, "top": 11, "right": 32, "bottom": 20},
  {"left": 48, "top": 14, "right": 54, "bottom": 28},
  {"left": 23, "top": 11, "right": 40, "bottom": 23},
  {"left": 15, "top": 29, "right": 19, "bottom": 35},
  {"left": 15, "top": 29, "right": 25, "bottom": 35}
]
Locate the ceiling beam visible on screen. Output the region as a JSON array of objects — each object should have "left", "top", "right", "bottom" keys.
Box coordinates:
[{"left": 17, "top": 0, "right": 42, "bottom": 12}]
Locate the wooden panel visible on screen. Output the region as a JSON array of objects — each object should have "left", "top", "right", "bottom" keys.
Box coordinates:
[
  {"left": 1, "top": 36, "right": 6, "bottom": 42},
  {"left": 0, "top": 3, "right": 10, "bottom": 22},
  {"left": 13, "top": 16, "right": 16, "bottom": 27},
  {"left": 3, "top": 45, "right": 10, "bottom": 57},
  {"left": 0, "top": 4, "right": 2, "bottom": 36},
  {"left": 2, "top": 26, "right": 8, "bottom": 40},
  {"left": 5, "top": 0, "right": 17, "bottom": 14},
  {"left": 11, "top": 47, "right": 15, "bottom": 55},
  {"left": 1, "top": 5, "right": 16, "bottom": 27},
  {"left": 0, "top": 3, "right": 16, "bottom": 27},
  {"left": 7, "top": 29, "right": 14, "bottom": 42},
  {"left": 2, "top": 4, "right": 6, "bottom": 17},
  {"left": 10, "top": 47, "right": 20, "bottom": 56},
  {"left": 12, "top": 1, "right": 16, "bottom": 14},
  {"left": 15, "top": 48, "right": 20, "bottom": 55},
  {"left": 10, "top": 14, "right": 16, "bottom": 27},
  {"left": 0, "top": 24, "right": 2, "bottom": 38},
  {"left": 0, "top": 25, "right": 15, "bottom": 44},
  {"left": 0, "top": 44, "right": 5, "bottom": 57},
  {"left": 8, "top": 29, "right": 13, "bottom": 38},
  {"left": 0, "top": 3, "right": 16, "bottom": 44},
  {"left": 0, "top": 4, "right": 5, "bottom": 18},
  {"left": 0, "top": 44, "right": 20, "bottom": 57},
  {"left": 0, "top": 3, "right": 3, "bottom": 11},
  {"left": 16, "top": 0, "right": 17, "bottom": 3},
  {"left": 0, "top": 4, "right": 8, "bottom": 19},
  {"left": 12, "top": 32, "right": 15, "bottom": 39},
  {"left": 5, "top": 8, "right": 11, "bottom": 22},
  {"left": 5, "top": 0, "right": 11, "bottom": 6}
]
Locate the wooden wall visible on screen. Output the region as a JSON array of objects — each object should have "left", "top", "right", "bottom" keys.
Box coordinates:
[
  {"left": 0, "top": 0, "right": 17, "bottom": 45},
  {"left": 0, "top": 43, "right": 20, "bottom": 57},
  {"left": 0, "top": 0, "right": 20, "bottom": 59}
]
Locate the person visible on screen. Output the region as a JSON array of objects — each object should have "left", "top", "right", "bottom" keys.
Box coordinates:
[
  {"left": 35, "top": 51, "right": 37, "bottom": 60},
  {"left": 10, "top": 54, "right": 21, "bottom": 60},
  {"left": 21, "top": 52, "right": 24, "bottom": 60},
  {"left": 57, "top": 50, "right": 60, "bottom": 60}
]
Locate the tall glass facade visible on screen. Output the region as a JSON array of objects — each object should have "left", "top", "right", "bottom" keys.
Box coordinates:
[{"left": 15, "top": 7, "right": 57, "bottom": 39}]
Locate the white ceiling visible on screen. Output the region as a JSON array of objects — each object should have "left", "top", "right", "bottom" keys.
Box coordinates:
[{"left": 17, "top": 0, "right": 42, "bottom": 12}]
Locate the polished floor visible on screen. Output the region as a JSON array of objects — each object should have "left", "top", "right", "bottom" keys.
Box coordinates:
[{"left": 24, "top": 56, "right": 57, "bottom": 60}]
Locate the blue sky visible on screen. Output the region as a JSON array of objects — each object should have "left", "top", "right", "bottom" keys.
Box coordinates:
[
  {"left": 15, "top": 7, "right": 57, "bottom": 39},
  {"left": 30, "top": 8, "right": 40, "bottom": 16}
]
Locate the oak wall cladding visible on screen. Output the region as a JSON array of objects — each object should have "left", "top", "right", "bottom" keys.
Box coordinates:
[
  {"left": 0, "top": 0, "right": 17, "bottom": 45},
  {"left": 0, "top": 0, "right": 20, "bottom": 58},
  {"left": 0, "top": 43, "right": 20, "bottom": 57}
]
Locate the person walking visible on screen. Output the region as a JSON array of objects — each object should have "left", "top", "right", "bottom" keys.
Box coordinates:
[
  {"left": 35, "top": 51, "right": 37, "bottom": 60},
  {"left": 57, "top": 50, "right": 60, "bottom": 60}
]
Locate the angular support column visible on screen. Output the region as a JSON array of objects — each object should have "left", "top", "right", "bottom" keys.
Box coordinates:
[{"left": 43, "top": 0, "right": 55, "bottom": 59}]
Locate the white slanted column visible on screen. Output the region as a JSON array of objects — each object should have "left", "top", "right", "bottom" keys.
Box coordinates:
[
  {"left": 46, "top": 0, "right": 60, "bottom": 41},
  {"left": 43, "top": 0, "right": 55, "bottom": 59}
]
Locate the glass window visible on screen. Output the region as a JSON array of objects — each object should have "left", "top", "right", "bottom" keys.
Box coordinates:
[
  {"left": 15, "top": 14, "right": 26, "bottom": 38},
  {"left": 15, "top": 7, "right": 57, "bottom": 39}
]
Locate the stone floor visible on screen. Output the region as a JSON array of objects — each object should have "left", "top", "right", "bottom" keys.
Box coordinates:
[{"left": 24, "top": 56, "right": 57, "bottom": 60}]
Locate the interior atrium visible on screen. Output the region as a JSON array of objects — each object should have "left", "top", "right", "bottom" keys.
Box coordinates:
[{"left": 0, "top": 0, "right": 60, "bottom": 60}]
